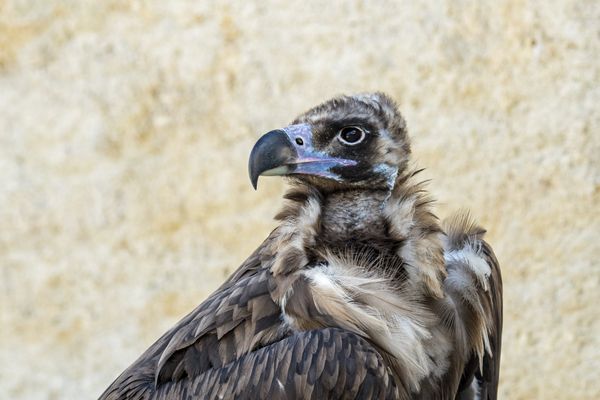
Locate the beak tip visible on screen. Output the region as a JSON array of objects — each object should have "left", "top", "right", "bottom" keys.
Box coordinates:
[{"left": 249, "top": 169, "right": 259, "bottom": 190}]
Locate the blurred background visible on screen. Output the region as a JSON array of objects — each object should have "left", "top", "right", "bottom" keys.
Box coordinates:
[{"left": 1, "top": 1, "right": 598, "bottom": 399}]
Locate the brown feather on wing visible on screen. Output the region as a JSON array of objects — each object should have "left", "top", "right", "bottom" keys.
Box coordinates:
[
  {"left": 152, "top": 328, "right": 403, "bottom": 400},
  {"left": 443, "top": 212, "right": 503, "bottom": 400},
  {"left": 473, "top": 240, "right": 502, "bottom": 400},
  {"left": 100, "top": 236, "right": 284, "bottom": 400},
  {"left": 155, "top": 266, "right": 283, "bottom": 385}
]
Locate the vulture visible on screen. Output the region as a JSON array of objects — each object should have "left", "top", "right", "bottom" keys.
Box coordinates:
[{"left": 100, "top": 93, "right": 502, "bottom": 400}]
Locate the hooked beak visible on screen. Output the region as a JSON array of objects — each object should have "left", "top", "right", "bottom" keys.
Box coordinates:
[{"left": 248, "top": 124, "right": 356, "bottom": 189}]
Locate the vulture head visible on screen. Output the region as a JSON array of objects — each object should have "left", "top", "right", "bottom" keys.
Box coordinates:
[{"left": 249, "top": 93, "right": 411, "bottom": 191}]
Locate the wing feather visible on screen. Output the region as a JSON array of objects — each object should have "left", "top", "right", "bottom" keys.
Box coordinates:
[
  {"left": 100, "top": 234, "right": 404, "bottom": 400},
  {"left": 443, "top": 212, "right": 503, "bottom": 400},
  {"left": 128, "top": 329, "right": 401, "bottom": 400},
  {"left": 475, "top": 240, "right": 502, "bottom": 400},
  {"left": 100, "top": 238, "right": 275, "bottom": 399}
]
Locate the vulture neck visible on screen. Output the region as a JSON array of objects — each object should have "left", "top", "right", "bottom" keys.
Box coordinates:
[
  {"left": 319, "top": 189, "right": 390, "bottom": 243},
  {"left": 274, "top": 173, "right": 446, "bottom": 297}
]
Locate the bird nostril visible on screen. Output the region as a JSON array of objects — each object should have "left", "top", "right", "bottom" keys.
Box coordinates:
[{"left": 295, "top": 138, "right": 304, "bottom": 146}]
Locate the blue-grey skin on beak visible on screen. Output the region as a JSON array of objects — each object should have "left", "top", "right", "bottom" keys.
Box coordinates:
[{"left": 248, "top": 124, "right": 356, "bottom": 189}]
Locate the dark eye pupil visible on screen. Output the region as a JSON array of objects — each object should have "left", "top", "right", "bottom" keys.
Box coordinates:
[{"left": 341, "top": 127, "right": 362, "bottom": 143}]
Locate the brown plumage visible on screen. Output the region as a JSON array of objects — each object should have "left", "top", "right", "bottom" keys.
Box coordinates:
[{"left": 100, "top": 93, "right": 502, "bottom": 400}]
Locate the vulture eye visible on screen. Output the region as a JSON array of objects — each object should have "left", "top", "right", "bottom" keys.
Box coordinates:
[{"left": 337, "top": 127, "right": 365, "bottom": 145}]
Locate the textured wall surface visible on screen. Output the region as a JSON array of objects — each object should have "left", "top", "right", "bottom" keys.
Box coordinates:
[{"left": 1, "top": 1, "right": 598, "bottom": 399}]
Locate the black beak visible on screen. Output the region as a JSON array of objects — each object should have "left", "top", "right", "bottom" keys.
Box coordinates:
[{"left": 248, "top": 129, "right": 298, "bottom": 189}]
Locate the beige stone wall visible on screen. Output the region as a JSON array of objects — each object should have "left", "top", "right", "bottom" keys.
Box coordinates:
[{"left": 1, "top": 1, "right": 598, "bottom": 398}]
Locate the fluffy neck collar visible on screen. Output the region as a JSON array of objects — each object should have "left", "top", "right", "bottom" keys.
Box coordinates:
[{"left": 267, "top": 170, "right": 446, "bottom": 297}]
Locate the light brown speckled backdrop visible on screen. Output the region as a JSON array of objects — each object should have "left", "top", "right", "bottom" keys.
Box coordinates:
[{"left": 1, "top": 1, "right": 598, "bottom": 399}]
